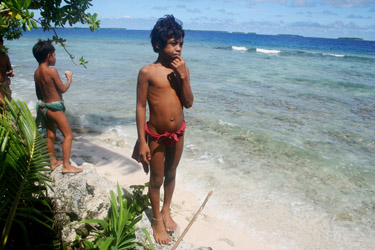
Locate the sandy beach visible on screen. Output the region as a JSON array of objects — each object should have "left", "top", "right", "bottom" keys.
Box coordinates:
[{"left": 68, "top": 132, "right": 274, "bottom": 250}]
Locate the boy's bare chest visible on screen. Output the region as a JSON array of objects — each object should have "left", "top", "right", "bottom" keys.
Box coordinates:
[{"left": 149, "top": 69, "right": 179, "bottom": 89}]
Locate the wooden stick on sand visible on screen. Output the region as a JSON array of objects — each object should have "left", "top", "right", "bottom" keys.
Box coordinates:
[{"left": 171, "top": 191, "right": 213, "bottom": 250}]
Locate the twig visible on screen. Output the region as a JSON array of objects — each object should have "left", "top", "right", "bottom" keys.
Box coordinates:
[{"left": 171, "top": 191, "right": 213, "bottom": 250}]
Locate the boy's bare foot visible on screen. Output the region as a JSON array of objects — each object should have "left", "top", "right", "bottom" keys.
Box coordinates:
[
  {"left": 152, "top": 218, "right": 171, "bottom": 245},
  {"left": 62, "top": 164, "right": 83, "bottom": 174},
  {"left": 50, "top": 160, "right": 63, "bottom": 170},
  {"left": 161, "top": 210, "right": 178, "bottom": 232}
]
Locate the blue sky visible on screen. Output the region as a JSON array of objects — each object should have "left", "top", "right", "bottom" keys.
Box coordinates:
[{"left": 87, "top": 0, "right": 375, "bottom": 40}]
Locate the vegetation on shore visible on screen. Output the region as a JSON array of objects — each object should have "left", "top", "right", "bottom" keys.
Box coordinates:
[
  {"left": 74, "top": 184, "right": 153, "bottom": 250},
  {"left": 0, "top": 99, "right": 53, "bottom": 249},
  {"left": 1, "top": 100, "right": 153, "bottom": 249},
  {"left": 338, "top": 37, "right": 364, "bottom": 41}
]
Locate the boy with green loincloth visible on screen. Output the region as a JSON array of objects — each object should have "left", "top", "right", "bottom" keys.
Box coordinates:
[
  {"left": 134, "top": 15, "right": 194, "bottom": 245},
  {"left": 0, "top": 36, "right": 15, "bottom": 109},
  {"left": 33, "top": 40, "right": 82, "bottom": 173}
]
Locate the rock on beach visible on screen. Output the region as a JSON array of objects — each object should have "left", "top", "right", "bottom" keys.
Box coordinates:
[{"left": 47, "top": 160, "right": 208, "bottom": 249}]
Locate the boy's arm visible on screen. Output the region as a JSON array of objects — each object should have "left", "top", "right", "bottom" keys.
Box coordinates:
[
  {"left": 171, "top": 56, "right": 193, "bottom": 108},
  {"left": 51, "top": 68, "right": 72, "bottom": 93},
  {"left": 136, "top": 67, "right": 151, "bottom": 166},
  {"left": 34, "top": 74, "right": 42, "bottom": 100},
  {"left": 6, "top": 54, "right": 14, "bottom": 77}
]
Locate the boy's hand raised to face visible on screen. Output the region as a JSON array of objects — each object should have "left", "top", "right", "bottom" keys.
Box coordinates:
[
  {"left": 65, "top": 71, "right": 73, "bottom": 83},
  {"left": 171, "top": 56, "right": 188, "bottom": 80}
]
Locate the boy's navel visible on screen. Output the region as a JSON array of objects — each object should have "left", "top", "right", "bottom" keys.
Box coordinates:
[{"left": 170, "top": 117, "right": 174, "bottom": 121}]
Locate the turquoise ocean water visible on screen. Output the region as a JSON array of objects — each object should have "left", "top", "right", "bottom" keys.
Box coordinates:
[{"left": 7, "top": 29, "right": 375, "bottom": 249}]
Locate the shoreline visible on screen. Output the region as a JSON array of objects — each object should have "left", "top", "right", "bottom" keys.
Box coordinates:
[{"left": 70, "top": 132, "right": 274, "bottom": 250}]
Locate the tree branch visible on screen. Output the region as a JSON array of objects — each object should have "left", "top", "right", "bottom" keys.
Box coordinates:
[{"left": 171, "top": 191, "right": 213, "bottom": 250}]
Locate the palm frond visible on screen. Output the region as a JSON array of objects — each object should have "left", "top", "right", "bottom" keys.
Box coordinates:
[{"left": 0, "top": 99, "right": 52, "bottom": 249}]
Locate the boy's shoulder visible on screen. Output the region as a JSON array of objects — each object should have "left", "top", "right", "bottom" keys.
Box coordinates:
[
  {"left": 38, "top": 65, "right": 57, "bottom": 73},
  {"left": 139, "top": 62, "right": 163, "bottom": 75},
  {"left": 141, "top": 62, "right": 161, "bottom": 70},
  {"left": 35, "top": 65, "right": 58, "bottom": 77}
]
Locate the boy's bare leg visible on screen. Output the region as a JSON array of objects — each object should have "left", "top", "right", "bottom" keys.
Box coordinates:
[
  {"left": 46, "top": 110, "right": 82, "bottom": 173},
  {"left": 45, "top": 119, "right": 63, "bottom": 169},
  {"left": 149, "top": 141, "right": 171, "bottom": 245},
  {"left": 161, "top": 136, "right": 184, "bottom": 232}
]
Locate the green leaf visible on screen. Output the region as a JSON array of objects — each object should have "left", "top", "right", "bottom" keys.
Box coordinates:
[
  {"left": 0, "top": 99, "right": 52, "bottom": 249},
  {"left": 30, "top": 20, "right": 38, "bottom": 29},
  {"left": 23, "top": 0, "right": 32, "bottom": 9},
  {"left": 141, "top": 228, "right": 155, "bottom": 250},
  {"left": 77, "top": 218, "right": 109, "bottom": 229},
  {"left": 99, "top": 236, "right": 115, "bottom": 250},
  {"left": 83, "top": 240, "right": 95, "bottom": 248}
]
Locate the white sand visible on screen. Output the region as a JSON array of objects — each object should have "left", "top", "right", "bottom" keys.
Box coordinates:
[{"left": 70, "top": 134, "right": 274, "bottom": 250}]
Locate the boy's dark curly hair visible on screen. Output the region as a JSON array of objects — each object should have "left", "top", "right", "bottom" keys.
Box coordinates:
[
  {"left": 150, "top": 15, "right": 185, "bottom": 53},
  {"left": 32, "top": 40, "right": 55, "bottom": 64}
]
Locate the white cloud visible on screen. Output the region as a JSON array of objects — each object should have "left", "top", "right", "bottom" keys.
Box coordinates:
[
  {"left": 210, "top": 0, "right": 286, "bottom": 4},
  {"left": 322, "top": 0, "right": 375, "bottom": 8},
  {"left": 217, "top": 8, "right": 236, "bottom": 15},
  {"left": 212, "top": 0, "right": 375, "bottom": 8},
  {"left": 348, "top": 14, "right": 371, "bottom": 18},
  {"left": 249, "top": 0, "right": 286, "bottom": 3},
  {"left": 176, "top": 4, "right": 202, "bottom": 13},
  {"left": 152, "top": 6, "right": 168, "bottom": 10},
  {"left": 322, "top": 10, "right": 337, "bottom": 15},
  {"left": 291, "top": 0, "right": 316, "bottom": 7}
]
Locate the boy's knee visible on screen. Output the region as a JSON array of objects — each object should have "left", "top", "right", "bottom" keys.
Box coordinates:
[
  {"left": 165, "top": 168, "right": 177, "bottom": 179},
  {"left": 150, "top": 177, "right": 163, "bottom": 190},
  {"left": 64, "top": 132, "right": 74, "bottom": 141},
  {"left": 47, "top": 132, "right": 56, "bottom": 141}
]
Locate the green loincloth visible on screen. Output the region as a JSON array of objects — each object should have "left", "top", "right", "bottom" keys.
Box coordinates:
[
  {"left": 0, "top": 81, "right": 12, "bottom": 101},
  {"left": 35, "top": 100, "right": 66, "bottom": 130}
]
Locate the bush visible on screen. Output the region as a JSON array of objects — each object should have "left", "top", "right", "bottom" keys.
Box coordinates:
[
  {"left": 74, "top": 183, "right": 153, "bottom": 250},
  {"left": 0, "top": 99, "right": 54, "bottom": 249}
]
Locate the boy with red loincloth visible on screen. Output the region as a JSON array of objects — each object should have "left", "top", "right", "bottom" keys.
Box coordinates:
[{"left": 134, "top": 15, "right": 194, "bottom": 244}]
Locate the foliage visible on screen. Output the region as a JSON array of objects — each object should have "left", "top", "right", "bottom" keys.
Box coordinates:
[
  {"left": 129, "top": 183, "right": 151, "bottom": 214},
  {"left": 76, "top": 183, "right": 153, "bottom": 250},
  {"left": 0, "top": 98, "right": 53, "bottom": 250},
  {"left": 0, "top": 0, "right": 100, "bottom": 67},
  {"left": 0, "top": 45, "right": 8, "bottom": 53}
]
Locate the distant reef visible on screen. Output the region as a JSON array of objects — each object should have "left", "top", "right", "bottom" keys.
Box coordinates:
[
  {"left": 277, "top": 34, "right": 303, "bottom": 37},
  {"left": 186, "top": 29, "right": 256, "bottom": 35},
  {"left": 185, "top": 29, "right": 229, "bottom": 33},
  {"left": 338, "top": 37, "right": 364, "bottom": 41},
  {"left": 231, "top": 31, "right": 256, "bottom": 35}
]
